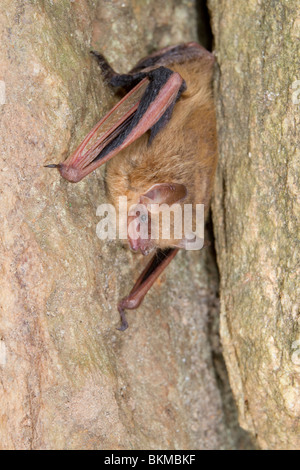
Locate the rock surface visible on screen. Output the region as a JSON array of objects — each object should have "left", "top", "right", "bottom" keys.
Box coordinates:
[
  {"left": 209, "top": 0, "right": 300, "bottom": 450},
  {"left": 0, "top": 0, "right": 251, "bottom": 450}
]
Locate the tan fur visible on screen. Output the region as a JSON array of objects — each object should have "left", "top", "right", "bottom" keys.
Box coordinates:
[{"left": 105, "top": 52, "right": 218, "bottom": 251}]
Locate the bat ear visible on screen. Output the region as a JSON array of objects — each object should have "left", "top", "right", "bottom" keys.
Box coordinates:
[{"left": 140, "top": 183, "right": 187, "bottom": 207}]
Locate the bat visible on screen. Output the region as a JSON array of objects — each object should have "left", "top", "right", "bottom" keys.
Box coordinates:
[{"left": 46, "top": 42, "right": 218, "bottom": 331}]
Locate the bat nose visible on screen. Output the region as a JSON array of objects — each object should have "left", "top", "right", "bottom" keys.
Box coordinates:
[{"left": 140, "top": 246, "right": 152, "bottom": 256}]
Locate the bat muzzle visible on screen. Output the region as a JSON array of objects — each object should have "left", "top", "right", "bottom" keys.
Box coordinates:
[{"left": 127, "top": 213, "right": 155, "bottom": 256}]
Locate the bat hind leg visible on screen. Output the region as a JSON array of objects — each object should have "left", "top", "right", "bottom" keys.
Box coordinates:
[{"left": 117, "top": 248, "right": 179, "bottom": 331}]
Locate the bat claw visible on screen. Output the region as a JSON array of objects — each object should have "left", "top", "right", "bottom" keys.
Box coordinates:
[
  {"left": 90, "top": 50, "right": 116, "bottom": 82},
  {"left": 116, "top": 322, "right": 128, "bottom": 332},
  {"left": 117, "top": 308, "right": 129, "bottom": 331}
]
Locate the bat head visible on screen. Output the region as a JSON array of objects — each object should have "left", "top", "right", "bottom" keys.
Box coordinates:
[{"left": 111, "top": 181, "right": 189, "bottom": 255}]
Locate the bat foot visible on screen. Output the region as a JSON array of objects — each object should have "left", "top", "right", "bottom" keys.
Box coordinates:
[
  {"left": 90, "top": 50, "right": 116, "bottom": 81},
  {"left": 117, "top": 308, "right": 129, "bottom": 331}
]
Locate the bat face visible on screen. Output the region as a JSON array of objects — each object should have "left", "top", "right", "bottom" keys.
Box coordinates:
[
  {"left": 46, "top": 42, "right": 217, "bottom": 330},
  {"left": 116, "top": 181, "right": 188, "bottom": 255}
]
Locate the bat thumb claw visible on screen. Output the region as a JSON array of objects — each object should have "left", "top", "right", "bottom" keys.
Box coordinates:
[{"left": 44, "top": 164, "right": 61, "bottom": 168}]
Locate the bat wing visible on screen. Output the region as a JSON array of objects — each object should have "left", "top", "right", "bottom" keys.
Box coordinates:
[{"left": 47, "top": 64, "right": 186, "bottom": 182}]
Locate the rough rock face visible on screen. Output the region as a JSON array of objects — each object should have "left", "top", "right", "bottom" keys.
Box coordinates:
[
  {"left": 0, "top": 0, "right": 252, "bottom": 450},
  {"left": 209, "top": 0, "right": 300, "bottom": 450}
]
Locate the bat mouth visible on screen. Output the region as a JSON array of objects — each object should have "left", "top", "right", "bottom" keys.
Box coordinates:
[
  {"left": 127, "top": 211, "right": 156, "bottom": 256},
  {"left": 128, "top": 241, "right": 155, "bottom": 256}
]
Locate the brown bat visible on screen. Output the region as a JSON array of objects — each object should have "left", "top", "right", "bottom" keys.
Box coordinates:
[{"left": 46, "top": 42, "right": 217, "bottom": 331}]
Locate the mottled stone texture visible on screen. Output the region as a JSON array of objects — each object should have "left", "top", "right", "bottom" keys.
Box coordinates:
[
  {"left": 209, "top": 0, "right": 300, "bottom": 450},
  {"left": 0, "top": 0, "right": 253, "bottom": 450}
]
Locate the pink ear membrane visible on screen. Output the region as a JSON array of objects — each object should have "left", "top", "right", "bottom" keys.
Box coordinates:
[{"left": 140, "top": 183, "right": 187, "bottom": 206}]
